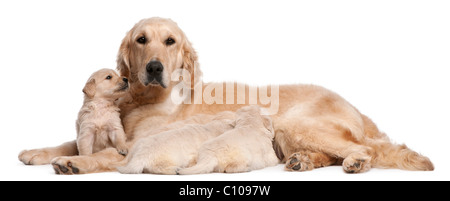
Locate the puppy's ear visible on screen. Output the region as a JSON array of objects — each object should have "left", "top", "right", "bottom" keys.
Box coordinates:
[
  {"left": 262, "top": 115, "right": 274, "bottom": 134},
  {"left": 117, "top": 29, "right": 133, "bottom": 78},
  {"left": 181, "top": 39, "right": 202, "bottom": 89},
  {"left": 228, "top": 119, "right": 237, "bottom": 128},
  {"left": 82, "top": 78, "right": 96, "bottom": 98}
]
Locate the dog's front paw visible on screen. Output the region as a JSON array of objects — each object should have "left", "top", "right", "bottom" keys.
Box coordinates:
[
  {"left": 19, "top": 149, "right": 52, "bottom": 165},
  {"left": 51, "top": 157, "right": 81, "bottom": 175}
]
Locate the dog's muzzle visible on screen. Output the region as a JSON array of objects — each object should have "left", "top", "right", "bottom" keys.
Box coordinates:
[{"left": 145, "top": 60, "right": 166, "bottom": 88}]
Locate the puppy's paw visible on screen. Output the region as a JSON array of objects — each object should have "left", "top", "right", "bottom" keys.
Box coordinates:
[
  {"left": 118, "top": 148, "right": 128, "bottom": 156},
  {"left": 116, "top": 146, "right": 128, "bottom": 156}
]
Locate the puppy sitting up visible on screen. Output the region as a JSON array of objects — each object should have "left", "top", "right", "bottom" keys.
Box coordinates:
[
  {"left": 76, "top": 69, "right": 129, "bottom": 156},
  {"left": 178, "top": 105, "right": 279, "bottom": 174}
]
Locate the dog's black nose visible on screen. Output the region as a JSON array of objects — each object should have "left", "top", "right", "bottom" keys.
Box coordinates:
[
  {"left": 146, "top": 60, "right": 164, "bottom": 76},
  {"left": 123, "top": 77, "right": 128, "bottom": 83}
]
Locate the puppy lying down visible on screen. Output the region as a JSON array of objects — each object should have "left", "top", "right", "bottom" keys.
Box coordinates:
[
  {"left": 117, "top": 106, "right": 279, "bottom": 175},
  {"left": 117, "top": 112, "right": 236, "bottom": 174},
  {"left": 178, "top": 106, "right": 279, "bottom": 174}
]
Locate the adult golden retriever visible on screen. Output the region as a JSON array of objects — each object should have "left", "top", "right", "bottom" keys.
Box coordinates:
[{"left": 19, "top": 17, "right": 434, "bottom": 174}]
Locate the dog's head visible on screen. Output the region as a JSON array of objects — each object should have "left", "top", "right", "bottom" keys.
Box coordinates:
[
  {"left": 83, "top": 68, "right": 129, "bottom": 100},
  {"left": 117, "top": 17, "right": 201, "bottom": 92}
]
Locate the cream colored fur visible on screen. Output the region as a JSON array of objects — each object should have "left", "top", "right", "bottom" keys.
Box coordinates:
[
  {"left": 178, "top": 106, "right": 279, "bottom": 175},
  {"left": 117, "top": 112, "right": 235, "bottom": 174},
  {"left": 75, "top": 69, "right": 129, "bottom": 156}
]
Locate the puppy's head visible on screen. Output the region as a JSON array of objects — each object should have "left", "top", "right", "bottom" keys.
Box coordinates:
[
  {"left": 117, "top": 17, "right": 201, "bottom": 91},
  {"left": 236, "top": 105, "right": 274, "bottom": 136},
  {"left": 83, "top": 69, "right": 129, "bottom": 100}
]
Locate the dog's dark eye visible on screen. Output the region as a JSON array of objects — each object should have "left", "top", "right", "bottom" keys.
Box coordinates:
[
  {"left": 137, "top": 36, "right": 146, "bottom": 44},
  {"left": 106, "top": 75, "right": 112, "bottom": 80},
  {"left": 165, "top": 37, "right": 175, "bottom": 46}
]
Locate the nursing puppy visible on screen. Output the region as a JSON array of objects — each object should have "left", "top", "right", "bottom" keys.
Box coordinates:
[
  {"left": 178, "top": 106, "right": 279, "bottom": 175},
  {"left": 76, "top": 69, "right": 129, "bottom": 156},
  {"left": 117, "top": 112, "right": 235, "bottom": 175}
]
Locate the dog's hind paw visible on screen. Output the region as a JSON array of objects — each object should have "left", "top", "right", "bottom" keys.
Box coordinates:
[
  {"left": 342, "top": 154, "right": 371, "bottom": 174},
  {"left": 285, "top": 152, "right": 314, "bottom": 172}
]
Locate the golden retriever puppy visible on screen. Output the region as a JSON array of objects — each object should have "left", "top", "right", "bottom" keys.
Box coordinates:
[
  {"left": 75, "top": 69, "right": 129, "bottom": 156},
  {"left": 178, "top": 106, "right": 279, "bottom": 175},
  {"left": 117, "top": 112, "right": 235, "bottom": 175}
]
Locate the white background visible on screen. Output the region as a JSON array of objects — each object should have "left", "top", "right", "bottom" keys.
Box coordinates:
[{"left": 1, "top": 0, "right": 449, "bottom": 181}]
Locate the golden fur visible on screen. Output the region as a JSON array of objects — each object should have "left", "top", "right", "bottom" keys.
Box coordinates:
[
  {"left": 18, "top": 17, "right": 434, "bottom": 174},
  {"left": 75, "top": 69, "right": 129, "bottom": 156}
]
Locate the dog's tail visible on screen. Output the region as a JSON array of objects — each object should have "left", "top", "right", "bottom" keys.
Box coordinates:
[
  {"left": 370, "top": 141, "right": 434, "bottom": 171},
  {"left": 177, "top": 157, "right": 217, "bottom": 175},
  {"left": 362, "top": 115, "right": 434, "bottom": 171}
]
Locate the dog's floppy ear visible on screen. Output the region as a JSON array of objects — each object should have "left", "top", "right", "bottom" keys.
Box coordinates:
[
  {"left": 82, "top": 78, "right": 96, "bottom": 98},
  {"left": 181, "top": 39, "right": 202, "bottom": 89},
  {"left": 117, "top": 29, "right": 133, "bottom": 78}
]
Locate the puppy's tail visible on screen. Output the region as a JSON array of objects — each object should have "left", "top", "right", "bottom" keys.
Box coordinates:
[{"left": 177, "top": 157, "right": 218, "bottom": 175}]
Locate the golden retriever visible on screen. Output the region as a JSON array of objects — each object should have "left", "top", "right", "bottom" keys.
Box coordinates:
[
  {"left": 19, "top": 17, "right": 434, "bottom": 174},
  {"left": 75, "top": 69, "right": 129, "bottom": 156},
  {"left": 117, "top": 111, "right": 235, "bottom": 175},
  {"left": 177, "top": 106, "right": 279, "bottom": 175}
]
